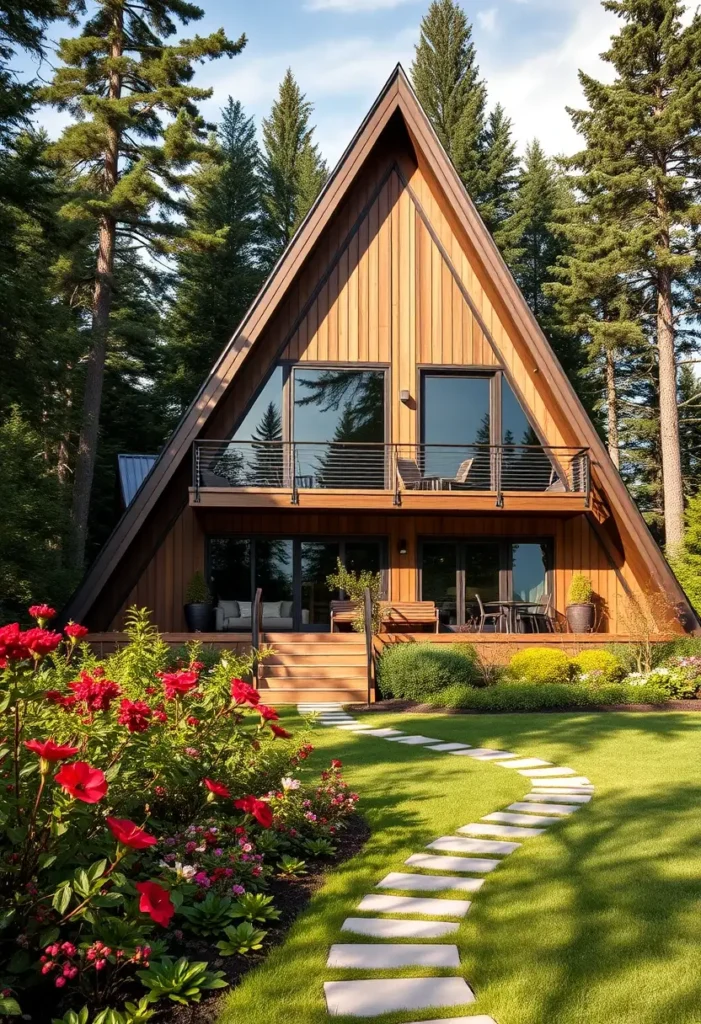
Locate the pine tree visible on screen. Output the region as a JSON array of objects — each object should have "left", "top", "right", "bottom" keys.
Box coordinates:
[
  {"left": 260, "top": 70, "right": 327, "bottom": 266},
  {"left": 251, "top": 402, "right": 283, "bottom": 486},
  {"left": 165, "top": 98, "right": 264, "bottom": 416},
  {"left": 41, "top": 2, "right": 246, "bottom": 567},
  {"left": 566, "top": 0, "right": 701, "bottom": 557},
  {"left": 480, "top": 104, "right": 519, "bottom": 252},
  {"left": 669, "top": 489, "right": 701, "bottom": 613}
]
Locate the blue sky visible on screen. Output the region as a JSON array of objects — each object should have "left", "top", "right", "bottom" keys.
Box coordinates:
[{"left": 29, "top": 0, "right": 691, "bottom": 168}]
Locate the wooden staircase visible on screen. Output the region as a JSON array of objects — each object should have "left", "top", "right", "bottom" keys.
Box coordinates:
[{"left": 257, "top": 633, "right": 371, "bottom": 705}]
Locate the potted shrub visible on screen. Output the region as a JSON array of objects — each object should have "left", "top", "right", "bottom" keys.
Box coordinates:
[
  {"left": 184, "top": 571, "right": 214, "bottom": 632},
  {"left": 566, "top": 574, "right": 595, "bottom": 633}
]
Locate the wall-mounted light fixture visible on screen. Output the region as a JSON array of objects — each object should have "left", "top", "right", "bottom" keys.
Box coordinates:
[
  {"left": 400, "top": 389, "right": 411, "bottom": 404},
  {"left": 398, "top": 538, "right": 408, "bottom": 555}
]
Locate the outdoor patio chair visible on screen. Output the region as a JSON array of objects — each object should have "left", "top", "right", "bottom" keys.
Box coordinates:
[
  {"left": 443, "top": 457, "right": 474, "bottom": 490},
  {"left": 475, "top": 593, "right": 506, "bottom": 633},
  {"left": 516, "top": 594, "right": 555, "bottom": 633},
  {"left": 397, "top": 457, "right": 435, "bottom": 490}
]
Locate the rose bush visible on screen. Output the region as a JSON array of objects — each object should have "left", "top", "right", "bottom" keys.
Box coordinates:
[{"left": 0, "top": 606, "right": 360, "bottom": 1021}]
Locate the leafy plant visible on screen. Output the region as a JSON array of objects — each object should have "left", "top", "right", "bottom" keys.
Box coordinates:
[
  {"left": 303, "top": 838, "right": 337, "bottom": 858},
  {"left": 1, "top": 995, "right": 21, "bottom": 1017},
  {"left": 508, "top": 648, "right": 572, "bottom": 685},
  {"left": 568, "top": 574, "right": 593, "bottom": 604},
  {"left": 179, "top": 893, "right": 239, "bottom": 937},
  {"left": 230, "top": 892, "right": 281, "bottom": 923},
  {"left": 572, "top": 649, "right": 625, "bottom": 684},
  {"left": 139, "top": 957, "right": 228, "bottom": 1005},
  {"left": 277, "top": 855, "right": 307, "bottom": 878},
  {"left": 216, "top": 922, "right": 267, "bottom": 956},
  {"left": 430, "top": 680, "right": 670, "bottom": 712},
  {"left": 378, "top": 641, "right": 481, "bottom": 700},
  {"left": 185, "top": 571, "right": 212, "bottom": 605},
  {"left": 326, "top": 558, "right": 383, "bottom": 633}
]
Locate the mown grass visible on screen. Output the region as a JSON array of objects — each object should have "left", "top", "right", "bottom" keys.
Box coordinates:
[{"left": 216, "top": 709, "right": 701, "bottom": 1024}]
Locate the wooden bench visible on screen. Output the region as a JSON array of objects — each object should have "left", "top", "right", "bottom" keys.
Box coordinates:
[{"left": 330, "top": 600, "right": 439, "bottom": 633}]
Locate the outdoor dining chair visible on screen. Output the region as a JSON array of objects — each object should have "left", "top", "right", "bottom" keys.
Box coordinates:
[{"left": 475, "top": 593, "right": 507, "bottom": 633}]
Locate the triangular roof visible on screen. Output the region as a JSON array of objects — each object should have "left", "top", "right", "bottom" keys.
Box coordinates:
[{"left": 64, "top": 65, "right": 699, "bottom": 633}]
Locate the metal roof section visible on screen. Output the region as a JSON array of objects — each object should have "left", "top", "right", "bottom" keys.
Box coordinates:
[{"left": 117, "top": 454, "right": 158, "bottom": 508}]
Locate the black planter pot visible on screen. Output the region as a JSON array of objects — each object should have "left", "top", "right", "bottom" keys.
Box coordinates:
[
  {"left": 184, "top": 603, "right": 214, "bottom": 632},
  {"left": 566, "top": 602, "right": 595, "bottom": 633}
]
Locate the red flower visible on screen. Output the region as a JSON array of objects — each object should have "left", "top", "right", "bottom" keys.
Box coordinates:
[
  {"left": 203, "top": 778, "right": 230, "bottom": 798},
  {"left": 186, "top": 716, "right": 200, "bottom": 727},
  {"left": 21, "top": 627, "right": 62, "bottom": 658},
  {"left": 152, "top": 707, "right": 168, "bottom": 723},
  {"left": 44, "top": 690, "right": 77, "bottom": 710},
  {"left": 54, "top": 762, "right": 108, "bottom": 804},
  {"left": 160, "top": 671, "right": 198, "bottom": 700},
  {"left": 234, "top": 795, "right": 274, "bottom": 829},
  {"left": 331, "top": 759, "right": 342, "bottom": 768},
  {"left": 117, "top": 699, "right": 152, "bottom": 733},
  {"left": 106, "top": 817, "right": 157, "bottom": 850},
  {"left": 0, "top": 623, "right": 26, "bottom": 664},
  {"left": 24, "top": 739, "right": 80, "bottom": 762},
  {"left": 64, "top": 623, "right": 89, "bottom": 642},
  {"left": 135, "top": 881, "right": 175, "bottom": 927},
  {"left": 270, "top": 724, "right": 292, "bottom": 740},
  {"left": 29, "top": 605, "right": 56, "bottom": 623},
  {"left": 258, "top": 704, "right": 279, "bottom": 722},
  {"left": 68, "top": 672, "right": 121, "bottom": 712},
  {"left": 230, "top": 678, "right": 260, "bottom": 705}
]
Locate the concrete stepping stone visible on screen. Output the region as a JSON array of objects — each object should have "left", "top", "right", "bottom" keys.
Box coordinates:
[
  {"left": 341, "top": 917, "right": 460, "bottom": 939},
  {"left": 532, "top": 777, "right": 592, "bottom": 788},
  {"left": 495, "top": 757, "right": 552, "bottom": 769},
  {"left": 522, "top": 792, "right": 591, "bottom": 804},
  {"left": 427, "top": 835, "right": 521, "bottom": 856},
  {"left": 324, "top": 978, "right": 475, "bottom": 1017},
  {"left": 406, "top": 852, "right": 500, "bottom": 874},
  {"left": 458, "top": 822, "right": 546, "bottom": 839},
  {"left": 357, "top": 894, "right": 471, "bottom": 918},
  {"left": 377, "top": 872, "right": 484, "bottom": 893},
  {"left": 336, "top": 723, "right": 373, "bottom": 730},
  {"left": 352, "top": 727, "right": 405, "bottom": 737},
  {"left": 327, "top": 943, "right": 460, "bottom": 969},
  {"left": 483, "top": 811, "right": 562, "bottom": 827},
  {"left": 426, "top": 742, "right": 472, "bottom": 751},
  {"left": 386, "top": 735, "right": 441, "bottom": 745},
  {"left": 450, "top": 748, "right": 518, "bottom": 760},
  {"left": 520, "top": 766, "right": 576, "bottom": 777},
  {"left": 509, "top": 801, "right": 579, "bottom": 815},
  {"left": 404, "top": 1018, "right": 497, "bottom": 1024}
]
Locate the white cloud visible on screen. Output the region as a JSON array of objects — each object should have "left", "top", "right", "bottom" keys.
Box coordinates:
[
  {"left": 305, "top": 0, "right": 419, "bottom": 9},
  {"left": 477, "top": 8, "right": 499, "bottom": 35}
]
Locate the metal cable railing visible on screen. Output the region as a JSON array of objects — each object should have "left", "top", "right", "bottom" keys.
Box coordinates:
[{"left": 193, "top": 440, "right": 590, "bottom": 504}]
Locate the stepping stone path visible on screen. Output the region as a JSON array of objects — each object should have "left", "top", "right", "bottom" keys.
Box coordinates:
[{"left": 298, "top": 702, "right": 594, "bottom": 1020}]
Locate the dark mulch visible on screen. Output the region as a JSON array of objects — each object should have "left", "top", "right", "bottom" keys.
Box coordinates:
[
  {"left": 166, "top": 814, "right": 369, "bottom": 1024},
  {"left": 350, "top": 698, "right": 701, "bottom": 714}
]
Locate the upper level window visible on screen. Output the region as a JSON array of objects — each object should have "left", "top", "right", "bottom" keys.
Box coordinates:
[{"left": 232, "top": 366, "right": 283, "bottom": 444}]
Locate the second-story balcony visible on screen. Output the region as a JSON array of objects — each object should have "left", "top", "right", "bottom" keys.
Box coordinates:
[{"left": 190, "top": 441, "right": 591, "bottom": 512}]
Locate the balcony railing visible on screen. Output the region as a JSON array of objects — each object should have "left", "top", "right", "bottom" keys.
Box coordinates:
[{"left": 193, "top": 441, "right": 590, "bottom": 506}]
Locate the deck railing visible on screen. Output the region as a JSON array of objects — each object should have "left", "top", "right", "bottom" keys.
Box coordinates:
[{"left": 193, "top": 440, "right": 590, "bottom": 506}]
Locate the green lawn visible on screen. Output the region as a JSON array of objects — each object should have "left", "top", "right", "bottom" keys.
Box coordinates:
[{"left": 216, "top": 710, "right": 701, "bottom": 1024}]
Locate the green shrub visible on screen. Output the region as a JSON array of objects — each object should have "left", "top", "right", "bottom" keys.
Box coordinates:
[
  {"left": 572, "top": 649, "right": 626, "bottom": 684},
  {"left": 568, "top": 574, "right": 593, "bottom": 604},
  {"left": 185, "top": 571, "right": 211, "bottom": 604},
  {"left": 377, "top": 642, "right": 480, "bottom": 701},
  {"left": 431, "top": 681, "right": 670, "bottom": 712},
  {"left": 507, "top": 647, "right": 572, "bottom": 685}
]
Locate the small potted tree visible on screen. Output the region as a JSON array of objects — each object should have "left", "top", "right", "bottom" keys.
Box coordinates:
[
  {"left": 184, "top": 571, "right": 214, "bottom": 632},
  {"left": 566, "top": 574, "right": 595, "bottom": 633}
]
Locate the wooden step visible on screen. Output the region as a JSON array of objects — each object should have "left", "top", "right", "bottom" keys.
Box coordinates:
[
  {"left": 260, "top": 676, "right": 368, "bottom": 690},
  {"left": 267, "top": 687, "right": 369, "bottom": 704},
  {"left": 264, "top": 664, "right": 366, "bottom": 679},
  {"left": 262, "top": 632, "right": 364, "bottom": 644},
  {"left": 263, "top": 644, "right": 367, "bottom": 657},
  {"left": 265, "top": 652, "right": 367, "bottom": 665}
]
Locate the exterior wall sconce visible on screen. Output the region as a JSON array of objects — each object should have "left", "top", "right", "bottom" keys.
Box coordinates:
[
  {"left": 398, "top": 539, "right": 408, "bottom": 555},
  {"left": 400, "top": 389, "right": 411, "bottom": 404}
]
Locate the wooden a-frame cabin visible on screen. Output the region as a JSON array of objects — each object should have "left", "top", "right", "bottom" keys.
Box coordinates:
[{"left": 66, "top": 66, "right": 698, "bottom": 703}]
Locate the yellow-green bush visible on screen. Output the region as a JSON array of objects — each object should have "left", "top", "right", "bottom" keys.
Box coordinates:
[
  {"left": 507, "top": 647, "right": 572, "bottom": 685},
  {"left": 572, "top": 649, "right": 625, "bottom": 684}
]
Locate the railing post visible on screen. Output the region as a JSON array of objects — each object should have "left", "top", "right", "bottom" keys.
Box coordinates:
[
  {"left": 583, "top": 450, "right": 591, "bottom": 509},
  {"left": 291, "top": 443, "right": 299, "bottom": 505},
  {"left": 495, "top": 446, "right": 504, "bottom": 508},
  {"left": 363, "top": 586, "right": 375, "bottom": 705},
  {"left": 194, "top": 444, "right": 201, "bottom": 503},
  {"left": 251, "top": 587, "right": 263, "bottom": 688},
  {"left": 393, "top": 445, "right": 401, "bottom": 506}
]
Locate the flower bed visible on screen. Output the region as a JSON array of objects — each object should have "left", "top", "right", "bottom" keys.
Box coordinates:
[{"left": 0, "top": 607, "right": 360, "bottom": 1022}]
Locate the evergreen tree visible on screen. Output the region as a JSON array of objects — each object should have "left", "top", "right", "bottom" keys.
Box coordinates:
[
  {"left": 251, "top": 402, "right": 283, "bottom": 486},
  {"left": 411, "top": 0, "right": 487, "bottom": 201},
  {"left": 41, "top": 2, "right": 246, "bottom": 567},
  {"left": 480, "top": 104, "right": 519, "bottom": 252},
  {"left": 165, "top": 98, "right": 264, "bottom": 417},
  {"left": 566, "top": 0, "right": 701, "bottom": 557},
  {"left": 260, "top": 70, "right": 327, "bottom": 266},
  {"left": 669, "top": 489, "right": 701, "bottom": 613}
]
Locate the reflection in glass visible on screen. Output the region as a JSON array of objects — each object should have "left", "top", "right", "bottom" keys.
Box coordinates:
[
  {"left": 422, "top": 375, "right": 491, "bottom": 486},
  {"left": 421, "top": 543, "right": 458, "bottom": 626},
  {"left": 301, "top": 542, "right": 341, "bottom": 627},
  {"left": 206, "top": 367, "right": 284, "bottom": 486},
  {"left": 293, "top": 369, "right": 385, "bottom": 489},
  {"left": 501, "top": 379, "right": 553, "bottom": 491},
  {"left": 254, "top": 540, "right": 294, "bottom": 604},
  {"left": 464, "top": 544, "right": 501, "bottom": 625},
  {"left": 345, "top": 541, "right": 382, "bottom": 577},
  {"left": 512, "top": 543, "right": 548, "bottom": 603},
  {"left": 208, "top": 539, "right": 251, "bottom": 603}
]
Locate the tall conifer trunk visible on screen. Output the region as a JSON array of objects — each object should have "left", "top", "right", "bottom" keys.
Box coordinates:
[
  {"left": 70, "top": 7, "right": 122, "bottom": 568},
  {"left": 657, "top": 262, "right": 684, "bottom": 552},
  {"left": 605, "top": 349, "right": 620, "bottom": 469}
]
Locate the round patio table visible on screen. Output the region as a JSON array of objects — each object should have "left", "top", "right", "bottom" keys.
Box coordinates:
[{"left": 483, "top": 600, "right": 549, "bottom": 633}]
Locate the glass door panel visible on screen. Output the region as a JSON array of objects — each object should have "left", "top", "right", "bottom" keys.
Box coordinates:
[
  {"left": 301, "top": 541, "right": 341, "bottom": 628},
  {"left": 254, "top": 540, "right": 294, "bottom": 628},
  {"left": 512, "top": 543, "right": 548, "bottom": 603},
  {"left": 421, "top": 543, "right": 458, "bottom": 626},
  {"left": 208, "top": 538, "right": 251, "bottom": 604},
  {"left": 422, "top": 374, "right": 492, "bottom": 486},
  {"left": 463, "top": 543, "right": 501, "bottom": 627}
]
